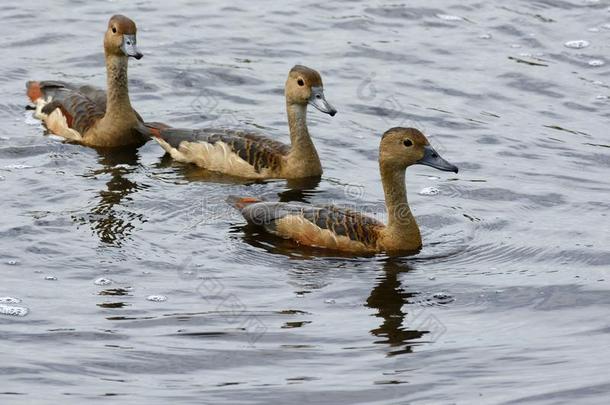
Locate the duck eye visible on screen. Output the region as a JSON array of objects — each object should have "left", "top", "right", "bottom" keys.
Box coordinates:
[
  {"left": 112, "top": 27, "right": 117, "bottom": 34},
  {"left": 403, "top": 139, "right": 413, "bottom": 147},
  {"left": 297, "top": 78, "right": 304, "bottom": 86}
]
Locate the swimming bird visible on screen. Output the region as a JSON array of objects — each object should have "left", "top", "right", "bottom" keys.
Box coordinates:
[
  {"left": 230, "top": 127, "right": 458, "bottom": 254},
  {"left": 26, "top": 15, "right": 149, "bottom": 148},
  {"left": 147, "top": 65, "right": 336, "bottom": 179}
]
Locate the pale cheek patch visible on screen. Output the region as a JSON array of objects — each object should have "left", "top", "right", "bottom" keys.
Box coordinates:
[{"left": 274, "top": 215, "right": 372, "bottom": 253}]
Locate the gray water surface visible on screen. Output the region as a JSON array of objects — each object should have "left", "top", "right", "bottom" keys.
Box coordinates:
[{"left": 1, "top": 0, "right": 609, "bottom": 404}]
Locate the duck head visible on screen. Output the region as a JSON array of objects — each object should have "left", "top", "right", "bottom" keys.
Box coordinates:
[
  {"left": 285, "top": 65, "right": 337, "bottom": 116},
  {"left": 380, "top": 127, "right": 458, "bottom": 173},
  {"left": 104, "top": 15, "right": 143, "bottom": 60}
]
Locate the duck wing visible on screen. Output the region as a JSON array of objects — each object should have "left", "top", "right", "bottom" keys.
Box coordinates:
[
  {"left": 232, "top": 198, "right": 384, "bottom": 251},
  {"left": 27, "top": 81, "right": 145, "bottom": 125},
  {"left": 152, "top": 127, "right": 290, "bottom": 175},
  {"left": 38, "top": 87, "right": 106, "bottom": 136}
]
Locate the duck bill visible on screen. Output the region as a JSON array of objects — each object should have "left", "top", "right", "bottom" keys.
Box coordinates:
[
  {"left": 121, "top": 34, "right": 143, "bottom": 59},
  {"left": 417, "top": 145, "right": 458, "bottom": 173},
  {"left": 308, "top": 87, "right": 337, "bottom": 116}
]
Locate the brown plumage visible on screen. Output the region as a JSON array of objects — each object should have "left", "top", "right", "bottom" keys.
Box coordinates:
[
  {"left": 230, "top": 128, "right": 459, "bottom": 255},
  {"left": 148, "top": 64, "right": 337, "bottom": 179},
  {"left": 26, "top": 15, "right": 149, "bottom": 148}
]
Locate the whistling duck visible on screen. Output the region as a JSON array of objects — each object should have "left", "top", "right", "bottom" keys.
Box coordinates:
[
  {"left": 230, "top": 128, "right": 458, "bottom": 254},
  {"left": 148, "top": 65, "right": 337, "bottom": 179},
  {"left": 26, "top": 15, "right": 149, "bottom": 148}
]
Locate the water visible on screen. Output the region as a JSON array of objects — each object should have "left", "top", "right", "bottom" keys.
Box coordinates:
[{"left": 1, "top": 0, "right": 609, "bottom": 403}]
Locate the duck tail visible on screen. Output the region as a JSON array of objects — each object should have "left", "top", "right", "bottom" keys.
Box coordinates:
[
  {"left": 143, "top": 121, "right": 171, "bottom": 138},
  {"left": 227, "top": 195, "right": 262, "bottom": 210},
  {"left": 26, "top": 81, "right": 42, "bottom": 102}
]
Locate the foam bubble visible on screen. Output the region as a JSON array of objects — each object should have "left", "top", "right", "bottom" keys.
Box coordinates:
[
  {"left": 146, "top": 295, "right": 167, "bottom": 302},
  {"left": 564, "top": 40, "right": 590, "bottom": 49},
  {"left": 0, "top": 297, "right": 21, "bottom": 304},
  {"left": 4, "top": 164, "right": 33, "bottom": 170},
  {"left": 0, "top": 304, "right": 29, "bottom": 317},
  {"left": 588, "top": 59, "right": 605, "bottom": 67},
  {"left": 437, "top": 14, "right": 463, "bottom": 21},
  {"left": 94, "top": 277, "right": 113, "bottom": 286},
  {"left": 419, "top": 187, "right": 440, "bottom": 196}
]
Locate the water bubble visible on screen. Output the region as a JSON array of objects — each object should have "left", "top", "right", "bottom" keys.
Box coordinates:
[
  {"left": 436, "top": 14, "right": 463, "bottom": 21},
  {"left": 94, "top": 277, "right": 112, "bottom": 286},
  {"left": 564, "top": 40, "right": 590, "bottom": 49},
  {"left": 4, "top": 164, "right": 33, "bottom": 170},
  {"left": 296, "top": 293, "right": 305, "bottom": 298},
  {"left": 146, "top": 295, "right": 167, "bottom": 302},
  {"left": 45, "top": 276, "right": 57, "bottom": 281},
  {"left": 7, "top": 259, "right": 18, "bottom": 265},
  {"left": 0, "top": 297, "right": 21, "bottom": 304},
  {"left": 478, "top": 33, "right": 492, "bottom": 39},
  {"left": 419, "top": 187, "right": 440, "bottom": 196},
  {"left": 324, "top": 299, "right": 336, "bottom": 304},
  {"left": 595, "top": 95, "right": 609, "bottom": 100},
  {"left": 428, "top": 276, "right": 436, "bottom": 280},
  {"left": 432, "top": 292, "right": 454, "bottom": 304},
  {"left": 0, "top": 175, "right": 4, "bottom": 181},
  {"left": 588, "top": 59, "right": 605, "bottom": 67},
  {"left": 0, "top": 304, "right": 28, "bottom": 317}
]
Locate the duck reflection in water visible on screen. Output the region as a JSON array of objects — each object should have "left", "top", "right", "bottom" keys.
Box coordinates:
[
  {"left": 367, "top": 259, "right": 441, "bottom": 356},
  {"left": 75, "top": 148, "right": 147, "bottom": 246}
]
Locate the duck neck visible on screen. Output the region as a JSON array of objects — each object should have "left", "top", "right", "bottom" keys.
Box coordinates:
[
  {"left": 104, "top": 53, "right": 134, "bottom": 120},
  {"left": 286, "top": 102, "right": 321, "bottom": 175},
  {"left": 380, "top": 163, "right": 421, "bottom": 248}
]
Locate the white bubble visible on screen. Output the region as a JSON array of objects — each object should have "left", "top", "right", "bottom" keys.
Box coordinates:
[
  {"left": 45, "top": 276, "right": 57, "bottom": 281},
  {"left": 437, "top": 14, "right": 463, "bottom": 21},
  {"left": 0, "top": 304, "right": 28, "bottom": 317},
  {"left": 7, "top": 260, "right": 18, "bottom": 265},
  {"left": 564, "top": 40, "right": 590, "bottom": 49},
  {"left": 94, "top": 277, "right": 113, "bottom": 286},
  {"left": 419, "top": 187, "right": 440, "bottom": 196},
  {"left": 146, "top": 295, "right": 167, "bottom": 302},
  {"left": 595, "top": 95, "right": 608, "bottom": 100},
  {"left": 4, "top": 164, "right": 33, "bottom": 170},
  {"left": 324, "top": 299, "right": 336, "bottom": 304},
  {"left": 588, "top": 59, "right": 605, "bottom": 67},
  {"left": 0, "top": 297, "right": 21, "bottom": 304},
  {"left": 478, "top": 33, "right": 492, "bottom": 39}
]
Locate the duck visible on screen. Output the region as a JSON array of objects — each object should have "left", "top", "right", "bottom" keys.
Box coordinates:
[
  {"left": 147, "top": 65, "right": 337, "bottom": 179},
  {"left": 26, "top": 15, "right": 149, "bottom": 148},
  {"left": 230, "top": 127, "right": 458, "bottom": 254}
]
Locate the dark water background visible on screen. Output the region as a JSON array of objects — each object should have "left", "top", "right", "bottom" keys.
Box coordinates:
[{"left": 1, "top": 0, "right": 609, "bottom": 403}]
